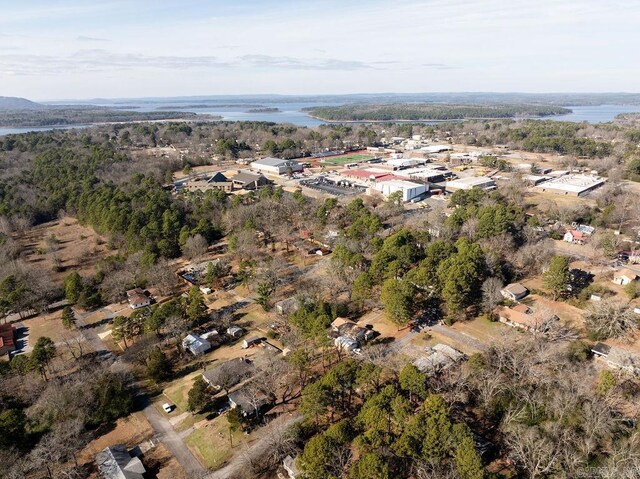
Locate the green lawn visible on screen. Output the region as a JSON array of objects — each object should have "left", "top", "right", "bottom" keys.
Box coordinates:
[
  {"left": 163, "top": 374, "right": 199, "bottom": 412},
  {"left": 185, "top": 417, "right": 246, "bottom": 469},
  {"left": 322, "top": 153, "right": 375, "bottom": 165}
]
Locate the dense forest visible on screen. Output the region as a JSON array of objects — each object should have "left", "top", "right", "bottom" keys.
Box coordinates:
[
  {"left": 0, "top": 108, "right": 207, "bottom": 128},
  {"left": 304, "top": 104, "right": 571, "bottom": 121}
]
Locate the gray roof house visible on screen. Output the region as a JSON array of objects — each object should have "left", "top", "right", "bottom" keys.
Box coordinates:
[
  {"left": 500, "top": 283, "right": 529, "bottom": 301},
  {"left": 202, "top": 358, "right": 255, "bottom": 390},
  {"left": 228, "top": 383, "right": 272, "bottom": 417},
  {"left": 95, "top": 444, "right": 145, "bottom": 479},
  {"left": 182, "top": 334, "right": 211, "bottom": 356}
]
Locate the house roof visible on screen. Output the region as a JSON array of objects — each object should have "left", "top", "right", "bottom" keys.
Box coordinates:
[
  {"left": 591, "top": 342, "right": 611, "bottom": 356},
  {"left": 502, "top": 283, "right": 528, "bottom": 296},
  {"left": 615, "top": 268, "right": 639, "bottom": 280},
  {"left": 128, "top": 293, "right": 149, "bottom": 305},
  {"left": 0, "top": 324, "right": 15, "bottom": 350},
  {"left": 202, "top": 358, "right": 254, "bottom": 388},
  {"left": 413, "top": 344, "right": 464, "bottom": 372},
  {"left": 95, "top": 445, "right": 145, "bottom": 479},
  {"left": 228, "top": 383, "right": 270, "bottom": 411},
  {"left": 566, "top": 229, "right": 585, "bottom": 240},
  {"left": 126, "top": 288, "right": 145, "bottom": 298},
  {"left": 496, "top": 305, "right": 538, "bottom": 329},
  {"left": 331, "top": 317, "right": 355, "bottom": 329},
  {"left": 512, "top": 303, "right": 531, "bottom": 314}
]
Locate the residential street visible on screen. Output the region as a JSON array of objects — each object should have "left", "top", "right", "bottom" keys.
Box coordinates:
[
  {"left": 205, "top": 413, "right": 303, "bottom": 479},
  {"left": 142, "top": 398, "right": 207, "bottom": 478}
]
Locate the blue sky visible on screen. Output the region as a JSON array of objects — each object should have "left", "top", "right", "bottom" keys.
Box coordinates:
[{"left": 0, "top": 0, "right": 639, "bottom": 100}]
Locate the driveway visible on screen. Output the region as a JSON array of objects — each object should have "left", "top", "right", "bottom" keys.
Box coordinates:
[{"left": 141, "top": 397, "right": 206, "bottom": 478}]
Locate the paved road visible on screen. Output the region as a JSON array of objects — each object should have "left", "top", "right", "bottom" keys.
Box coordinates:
[
  {"left": 205, "top": 413, "right": 303, "bottom": 479},
  {"left": 142, "top": 398, "right": 207, "bottom": 478}
]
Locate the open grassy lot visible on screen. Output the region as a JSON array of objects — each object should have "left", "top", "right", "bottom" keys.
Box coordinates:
[
  {"left": 79, "top": 412, "right": 153, "bottom": 462},
  {"left": 185, "top": 416, "right": 250, "bottom": 470},
  {"left": 16, "top": 216, "right": 114, "bottom": 285},
  {"left": 321, "top": 153, "right": 375, "bottom": 165}
]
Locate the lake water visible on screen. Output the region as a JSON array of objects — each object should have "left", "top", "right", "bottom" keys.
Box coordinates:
[{"left": 1, "top": 102, "right": 639, "bottom": 136}]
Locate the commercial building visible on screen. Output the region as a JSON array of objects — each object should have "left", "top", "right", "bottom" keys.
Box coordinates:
[
  {"left": 386, "top": 158, "right": 425, "bottom": 170},
  {"left": 371, "top": 180, "right": 428, "bottom": 202},
  {"left": 402, "top": 166, "right": 453, "bottom": 183},
  {"left": 445, "top": 176, "right": 496, "bottom": 192},
  {"left": 250, "top": 157, "right": 303, "bottom": 175},
  {"left": 231, "top": 171, "right": 269, "bottom": 190},
  {"left": 183, "top": 172, "right": 233, "bottom": 193},
  {"left": 534, "top": 174, "right": 605, "bottom": 197}
]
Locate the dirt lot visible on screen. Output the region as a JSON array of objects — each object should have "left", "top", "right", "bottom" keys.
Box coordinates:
[
  {"left": 79, "top": 412, "right": 154, "bottom": 462},
  {"left": 17, "top": 217, "right": 113, "bottom": 285}
]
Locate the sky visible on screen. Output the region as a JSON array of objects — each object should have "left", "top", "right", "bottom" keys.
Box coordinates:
[{"left": 0, "top": 0, "right": 639, "bottom": 100}]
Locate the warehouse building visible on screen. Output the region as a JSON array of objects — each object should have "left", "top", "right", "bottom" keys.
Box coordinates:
[
  {"left": 371, "top": 179, "right": 428, "bottom": 201},
  {"left": 445, "top": 176, "right": 496, "bottom": 192},
  {"left": 250, "top": 157, "right": 303, "bottom": 175},
  {"left": 534, "top": 174, "right": 605, "bottom": 197}
]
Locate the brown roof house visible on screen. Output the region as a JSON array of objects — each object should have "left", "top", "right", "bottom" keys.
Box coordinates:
[{"left": 126, "top": 288, "right": 150, "bottom": 310}]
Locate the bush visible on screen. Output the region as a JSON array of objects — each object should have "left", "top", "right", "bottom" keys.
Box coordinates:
[{"left": 567, "top": 340, "right": 591, "bottom": 362}]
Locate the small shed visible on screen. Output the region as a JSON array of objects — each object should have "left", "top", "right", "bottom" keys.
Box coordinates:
[
  {"left": 242, "top": 337, "right": 262, "bottom": 349},
  {"left": 227, "top": 326, "right": 245, "bottom": 338}
]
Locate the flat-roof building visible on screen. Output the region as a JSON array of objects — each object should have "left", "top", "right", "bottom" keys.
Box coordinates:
[
  {"left": 251, "top": 157, "right": 303, "bottom": 175},
  {"left": 534, "top": 174, "right": 605, "bottom": 197},
  {"left": 371, "top": 179, "right": 428, "bottom": 201},
  {"left": 445, "top": 176, "right": 496, "bottom": 192}
]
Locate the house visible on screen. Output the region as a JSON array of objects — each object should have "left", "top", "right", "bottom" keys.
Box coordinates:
[
  {"left": 202, "top": 358, "right": 254, "bottom": 390},
  {"left": 251, "top": 157, "right": 303, "bottom": 175},
  {"left": 0, "top": 324, "right": 16, "bottom": 356},
  {"left": 331, "top": 317, "right": 354, "bottom": 332},
  {"left": 500, "top": 283, "right": 529, "bottom": 301},
  {"left": 278, "top": 455, "right": 301, "bottom": 479},
  {"left": 612, "top": 268, "right": 639, "bottom": 286},
  {"left": 182, "top": 334, "right": 211, "bottom": 356},
  {"left": 95, "top": 444, "right": 145, "bottom": 479},
  {"left": 275, "top": 297, "right": 299, "bottom": 316},
  {"left": 591, "top": 343, "right": 640, "bottom": 375},
  {"left": 496, "top": 304, "right": 537, "bottom": 331},
  {"left": 231, "top": 171, "right": 269, "bottom": 190},
  {"left": 564, "top": 229, "right": 585, "bottom": 244},
  {"left": 228, "top": 383, "right": 272, "bottom": 417},
  {"left": 334, "top": 336, "right": 359, "bottom": 352},
  {"left": 126, "top": 288, "right": 150, "bottom": 310},
  {"left": 226, "top": 325, "right": 245, "bottom": 338},
  {"left": 413, "top": 344, "right": 465, "bottom": 373},
  {"left": 242, "top": 337, "right": 262, "bottom": 349}
]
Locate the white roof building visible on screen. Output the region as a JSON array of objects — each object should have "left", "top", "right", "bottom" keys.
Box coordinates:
[
  {"left": 250, "top": 157, "right": 303, "bottom": 175},
  {"left": 182, "top": 334, "right": 211, "bottom": 356},
  {"left": 372, "top": 180, "right": 428, "bottom": 201},
  {"left": 413, "top": 344, "right": 465, "bottom": 373},
  {"left": 445, "top": 176, "right": 496, "bottom": 192},
  {"left": 386, "top": 158, "right": 425, "bottom": 169},
  {"left": 534, "top": 174, "right": 605, "bottom": 197}
]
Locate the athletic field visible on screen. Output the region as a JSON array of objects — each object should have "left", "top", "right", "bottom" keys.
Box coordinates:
[{"left": 321, "top": 153, "right": 376, "bottom": 165}]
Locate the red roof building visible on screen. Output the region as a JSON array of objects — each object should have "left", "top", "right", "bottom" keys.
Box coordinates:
[{"left": 0, "top": 324, "right": 16, "bottom": 355}]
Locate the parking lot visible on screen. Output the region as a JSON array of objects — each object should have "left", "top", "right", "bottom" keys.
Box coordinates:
[{"left": 300, "top": 178, "right": 365, "bottom": 196}]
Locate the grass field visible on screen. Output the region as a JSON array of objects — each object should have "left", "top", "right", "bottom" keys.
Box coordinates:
[
  {"left": 185, "top": 417, "right": 249, "bottom": 469},
  {"left": 321, "top": 153, "right": 375, "bottom": 165}
]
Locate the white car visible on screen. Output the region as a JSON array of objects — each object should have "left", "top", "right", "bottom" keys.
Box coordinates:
[{"left": 162, "top": 403, "right": 174, "bottom": 413}]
